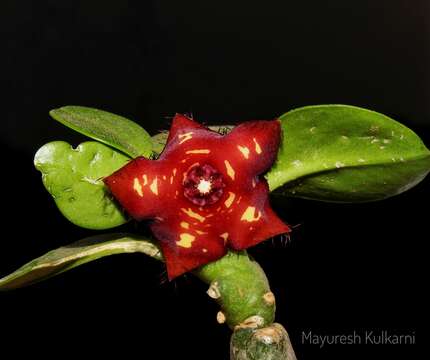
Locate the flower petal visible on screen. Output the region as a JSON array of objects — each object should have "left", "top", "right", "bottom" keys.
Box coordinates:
[
  {"left": 165, "top": 113, "right": 208, "bottom": 147},
  {"left": 151, "top": 216, "right": 227, "bottom": 279},
  {"left": 220, "top": 120, "right": 281, "bottom": 178},
  {"left": 104, "top": 157, "right": 173, "bottom": 220},
  {"left": 224, "top": 180, "right": 290, "bottom": 250}
]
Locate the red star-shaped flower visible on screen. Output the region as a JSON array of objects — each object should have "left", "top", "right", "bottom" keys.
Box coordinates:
[{"left": 104, "top": 114, "right": 290, "bottom": 279}]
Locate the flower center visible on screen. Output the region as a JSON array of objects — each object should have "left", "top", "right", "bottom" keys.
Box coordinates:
[
  {"left": 183, "top": 164, "right": 225, "bottom": 206},
  {"left": 196, "top": 179, "right": 212, "bottom": 194}
]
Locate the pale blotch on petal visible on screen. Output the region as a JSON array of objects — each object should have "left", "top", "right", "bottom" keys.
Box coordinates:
[
  {"left": 220, "top": 232, "right": 229, "bottom": 244},
  {"left": 180, "top": 221, "right": 190, "bottom": 229},
  {"left": 181, "top": 208, "right": 206, "bottom": 222},
  {"left": 142, "top": 174, "right": 148, "bottom": 185},
  {"left": 241, "top": 206, "right": 262, "bottom": 222},
  {"left": 133, "top": 178, "right": 143, "bottom": 197},
  {"left": 186, "top": 149, "right": 211, "bottom": 154},
  {"left": 224, "top": 160, "right": 235, "bottom": 180},
  {"left": 177, "top": 233, "right": 195, "bottom": 248},
  {"left": 224, "top": 192, "right": 236, "bottom": 208},
  {"left": 150, "top": 177, "right": 158, "bottom": 195},
  {"left": 253, "top": 138, "right": 262, "bottom": 154},
  {"left": 178, "top": 131, "right": 194, "bottom": 144},
  {"left": 237, "top": 145, "right": 250, "bottom": 159}
]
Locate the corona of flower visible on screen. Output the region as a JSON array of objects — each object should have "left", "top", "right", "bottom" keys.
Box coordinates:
[{"left": 104, "top": 114, "right": 290, "bottom": 279}]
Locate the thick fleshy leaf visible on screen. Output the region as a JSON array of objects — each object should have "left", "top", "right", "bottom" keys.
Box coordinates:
[
  {"left": 0, "top": 233, "right": 162, "bottom": 291},
  {"left": 105, "top": 114, "right": 289, "bottom": 279},
  {"left": 267, "top": 105, "right": 430, "bottom": 202},
  {"left": 50, "top": 106, "right": 152, "bottom": 158},
  {"left": 151, "top": 131, "right": 169, "bottom": 155},
  {"left": 35, "top": 141, "right": 130, "bottom": 229}
]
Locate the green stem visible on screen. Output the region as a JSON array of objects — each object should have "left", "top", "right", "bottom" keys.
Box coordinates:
[
  {"left": 231, "top": 323, "right": 297, "bottom": 360},
  {"left": 194, "top": 251, "right": 275, "bottom": 329}
]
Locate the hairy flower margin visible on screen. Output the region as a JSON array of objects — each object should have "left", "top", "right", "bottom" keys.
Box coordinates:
[{"left": 104, "top": 114, "right": 290, "bottom": 279}]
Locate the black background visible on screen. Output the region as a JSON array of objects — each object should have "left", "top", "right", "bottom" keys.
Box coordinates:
[{"left": 0, "top": 1, "right": 427, "bottom": 358}]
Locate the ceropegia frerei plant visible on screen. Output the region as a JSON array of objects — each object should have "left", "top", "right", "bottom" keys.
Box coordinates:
[{"left": 1, "top": 105, "right": 429, "bottom": 360}]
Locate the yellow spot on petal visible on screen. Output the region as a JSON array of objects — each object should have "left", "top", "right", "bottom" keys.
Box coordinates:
[
  {"left": 177, "top": 233, "right": 195, "bottom": 248},
  {"left": 186, "top": 149, "right": 211, "bottom": 154},
  {"left": 133, "top": 178, "right": 143, "bottom": 197},
  {"left": 224, "top": 160, "right": 235, "bottom": 180},
  {"left": 252, "top": 178, "right": 257, "bottom": 188},
  {"left": 150, "top": 177, "right": 158, "bottom": 195},
  {"left": 180, "top": 222, "right": 190, "bottom": 229},
  {"left": 196, "top": 230, "right": 208, "bottom": 235},
  {"left": 181, "top": 208, "right": 206, "bottom": 222},
  {"left": 224, "top": 192, "right": 236, "bottom": 208},
  {"left": 162, "top": 175, "right": 167, "bottom": 181},
  {"left": 220, "top": 232, "right": 229, "bottom": 244},
  {"left": 170, "top": 176, "right": 174, "bottom": 184},
  {"left": 181, "top": 159, "right": 188, "bottom": 163},
  {"left": 178, "top": 131, "right": 194, "bottom": 144},
  {"left": 173, "top": 168, "right": 177, "bottom": 176},
  {"left": 237, "top": 145, "right": 250, "bottom": 159},
  {"left": 142, "top": 174, "right": 148, "bottom": 186},
  {"left": 241, "top": 206, "right": 262, "bottom": 222},
  {"left": 253, "top": 138, "right": 262, "bottom": 154},
  {"left": 202, "top": 248, "right": 208, "bottom": 253}
]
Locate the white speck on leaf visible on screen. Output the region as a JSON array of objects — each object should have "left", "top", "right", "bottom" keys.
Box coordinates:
[
  {"left": 82, "top": 176, "right": 100, "bottom": 185},
  {"left": 380, "top": 146, "right": 386, "bottom": 150},
  {"left": 341, "top": 135, "right": 349, "bottom": 140},
  {"left": 358, "top": 158, "right": 366, "bottom": 163},
  {"left": 371, "top": 138, "right": 379, "bottom": 144},
  {"left": 383, "top": 139, "right": 391, "bottom": 144},
  {"left": 292, "top": 160, "right": 302, "bottom": 167},
  {"left": 309, "top": 127, "right": 316, "bottom": 133},
  {"left": 335, "top": 161, "right": 345, "bottom": 168}
]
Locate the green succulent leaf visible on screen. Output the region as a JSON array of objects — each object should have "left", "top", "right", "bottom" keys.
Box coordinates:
[
  {"left": 0, "top": 233, "right": 162, "bottom": 291},
  {"left": 267, "top": 105, "right": 430, "bottom": 202},
  {"left": 50, "top": 106, "right": 152, "bottom": 158},
  {"left": 34, "top": 141, "right": 130, "bottom": 229},
  {"left": 151, "top": 131, "right": 169, "bottom": 155}
]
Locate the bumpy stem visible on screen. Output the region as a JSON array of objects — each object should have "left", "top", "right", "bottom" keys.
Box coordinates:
[
  {"left": 194, "top": 251, "right": 275, "bottom": 329},
  {"left": 231, "top": 323, "right": 297, "bottom": 360},
  {"left": 194, "top": 251, "right": 296, "bottom": 360}
]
